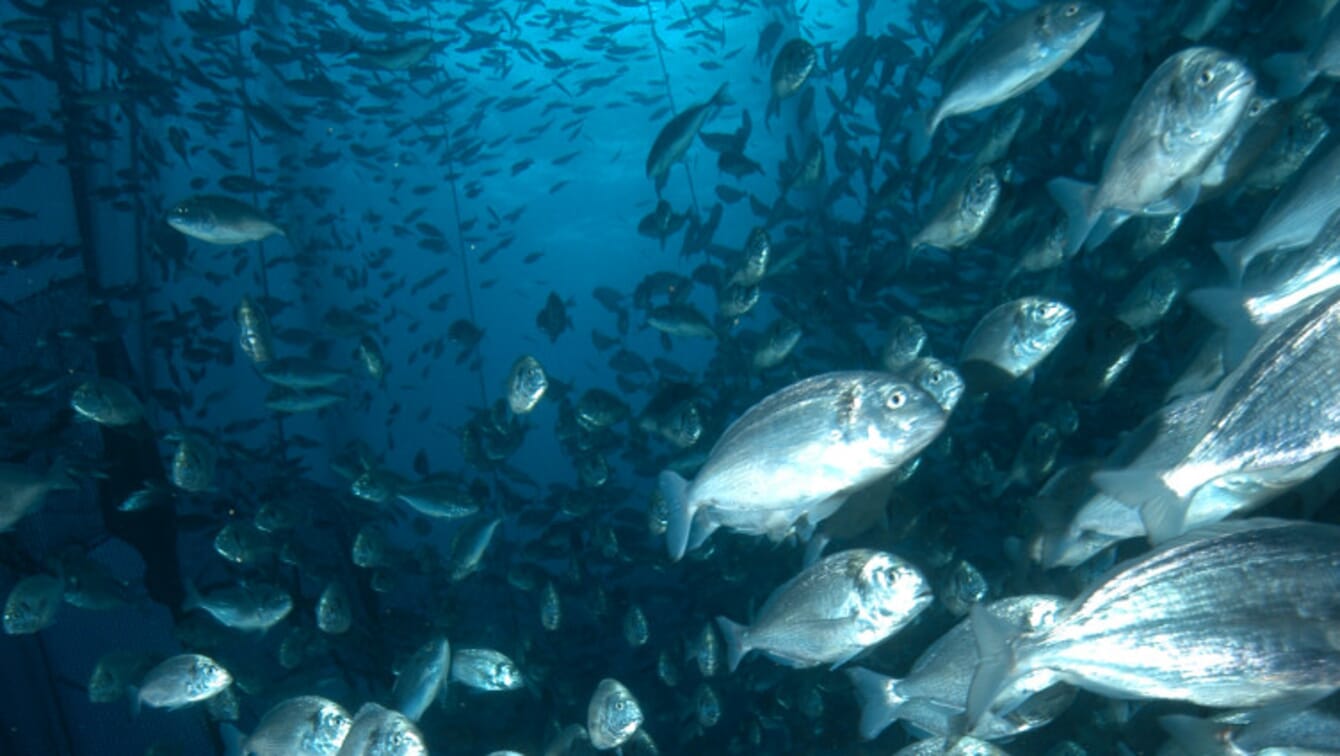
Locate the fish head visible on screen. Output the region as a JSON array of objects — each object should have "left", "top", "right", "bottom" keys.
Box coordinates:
[
  {"left": 857, "top": 552, "right": 932, "bottom": 625},
  {"left": 1035, "top": 2, "right": 1105, "bottom": 51},
  {"left": 190, "top": 655, "right": 232, "bottom": 696},
  {"left": 1164, "top": 48, "right": 1256, "bottom": 153},
  {"left": 165, "top": 197, "right": 216, "bottom": 237},
  {"left": 961, "top": 166, "right": 1002, "bottom": 220},
  {"left": 903, "top": 358, "right": 965, "bottom": 415},
  {"left": 853, "top": 376, "right": 948, "bottom": 463},
  {"left": 1013, "top": 298, "right": 1077, "bottom": 357}
]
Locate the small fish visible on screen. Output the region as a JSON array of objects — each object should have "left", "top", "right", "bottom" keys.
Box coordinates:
[
  {"left": 166, "top": 194, "right": 284, "bottom": 245},
  {"left": 71, "top": 377, "right": 144, "bottom": 427},
  {"left": 137, "top": 654, "right": 231, "bottom": 711},
  {"left": 450, "top": 647, "right": 524, "bottom": 691},
  {"left": 646, "top": 84, "right": 733, "bottom": 185},
  {"left": 336, "top": 703, "right": 426, "bottom": 756},
  {"left": 242, "top": 695, "right": 352, "bottom": 756},
  {"left": 587, "top": 678, "right": 643, "bottom": 750},
  {"left": 316, "top": 581, "right": 352, "bottom": 635},
  {"left": 959, "top": 298, "right": 1076, "bottom": 391},
  {"left": 715, "top": 549, "right": 931, "bottom": 671},
  {"left": 184, "top": 580, "right": 292, "bottom": 632},
  {"left": 3, "top": 573, "right": 63, "bottom": 634},
  {"left": 393, "top": 637, "right": 451, "bottom": 722},
  {"left": 506, "top": 355, "right": 548, "bottom": 414}
]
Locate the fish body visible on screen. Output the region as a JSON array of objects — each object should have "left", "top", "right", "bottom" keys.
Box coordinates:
[
  {"left": 450, "top": 647, "right": 523, "bottom": 691},
  {"left": 909, "top": 165, "right": 1001, "bottom": 255},
  {"left": 243, "top": 696, "right": 352, "bottom": 756},
  {"left": 3, "top": 574, "right": 63, "bottom": 634},
  {"left": 960, "top": 298, "right": 1076, "bottom": 388},
  {"left": 646, "top": 84, "right": 732, "bottom": 182},
  {"left": 336, "top": 704, "right": 426, "bottom": 756},
  {"left": 506, "top": 355, "right": 548, "bottom": 414},
  {"left": 137, "top": 653, "right": 231, "bottom": 710},
  {"left": 587, "top": 678, "right": 643, "bottom": 750},
  {"left": 967, "top": 520, "right": 1340, "bottom": 727},
  {"left": 393, "top": 637, "right": 451, "bottom": 722},
  {"left": 1050, "top": 47, "right": 1256, "bottom": 255},
  {"left": 660, "top": 372, "right": 948, "bottom": 561},
  {"left": 166, "top": 194, "right": 283, "bottom": 244},
  {"left": 716, "top": 549, "right": 931, "bottom": 671}
]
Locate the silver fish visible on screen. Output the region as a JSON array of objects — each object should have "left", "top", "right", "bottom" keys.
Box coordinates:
[
  {"left": 393, "top": 637, "right": 451, "bottom": 722},
  {"left": 166, "top": 194, "right": 284, "bottom": 245},
  {"left": 660, "top": 372, "right": 948, "bottom": 561},
  {"left": 1050, "top": 47, "right": 1256, "bottom": 255},
  {"left": 1213, "top": 139, "right": 1340, "bottom": 282},
  {"left": 451, "top": 647, "right": 524, "bottom": 691},
  {"left": 137, "top": 653, "right": 231, "bottom": 711},
  {"left": 909, "top": 165, "right": 1001, "bottom": 257},
  {"left": 3, "top": 573, "right": 63, "bottom": 634},
  {"left": 959, "top": 298, "right": 1076, "bottom": 388},
  {"left": 1095, "top": 289, "right": 1340, "bottom": 542},
  {"left": 967, "top": 520, "right": 1340, "bottom": 728},
  {"left": 335, "top": 703, "right": 426, "bottom": 756},
  {"left": 71, "top": 377, "right": 144, "bottom": 427},
  {"left": 847, "top": 595, "right": 1070, "bottom": 740},
  {"left": 506, "top": 355, "right": 548, "bottom": 414},
  {"left": 184, "top": 580, "right": 292, "bottom": 632},
  {"left": 587, "top": 678, "right": 643, "bottom": 750},
  {"left": 917, "top": 2, "right": 1104, "bottom": 153},
  {"left": 243, "top": 696, "right": 352, "bottom": 756},
  {"left": 715, "top": 549, "right": 931, "bottom": 671}
]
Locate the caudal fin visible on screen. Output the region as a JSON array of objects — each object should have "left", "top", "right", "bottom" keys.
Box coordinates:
[
  {"left": 1211, "top": 238, "right": 1247, "bottom": 284},
  {"left": 845, "top": 667, "right": 906, "bottom": 740},
  {"left": 660, "top": 470, "right": 695, "bottom": 561},
  {"left": 1091, "top": 468, "right": 1186, "bottom": 544},
  {"left": 715, "top": 616, "right": 750, "bottom": 673},
  {"left": 1047, "top": 178, "right": 1099, "bottom": 257},
  {"left": 1187, "top": 287, "right": 1260, "bottom": 366},
  {"left": 907, "top": 110, "right": 933, "bottom": 165},
  {"left": 964, "top": 604, "right": 1020, "bottom": 731}
]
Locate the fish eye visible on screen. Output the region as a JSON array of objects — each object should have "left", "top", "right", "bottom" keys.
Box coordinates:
[
  {"left": 1064, "top": 4, "right": 1078, "bottom": 15},
  {"left": 1198, "top": 68, "right": 1214, "bottom": 86},
  {"left": 614, "top": 700, "right": 626, "bottom": 710},
  {"left": 886, "top": 389, "right": 906, "bottom": 409}
]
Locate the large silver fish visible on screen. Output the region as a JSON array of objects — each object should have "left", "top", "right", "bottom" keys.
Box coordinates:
[
  {"left": 242, "top": 696, "right": 352, "bottom": 756},
  {"left": 166, "top": 194, "right": 284, "bottom": 245},
  {"left": 917, "top": 2, "right": 1104, "bottom": 153},
  {"left": 1095, "top": 289, "right": 1340, "bottom": 542},
  {"left": 848, "top": 595, "right": 1071, "bottom": 741},
  {"left": 967, "top": 520, "right": 1340, "bottom": 729},
  {"left": 715, "top": 549, "right": 931, "bottom": 671},
  {"left": 1049, "top": 47, "right": 1255, "bottom": 255},
  {"left": 660, "top": 371, "right": 948, "bottom": 561}
]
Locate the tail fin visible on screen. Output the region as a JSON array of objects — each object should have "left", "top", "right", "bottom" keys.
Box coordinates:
[
  {"left": 964, "top": 604, "right": 1020, "bottom": 730},
  {"left": 710, "top": 83, "right": 734, "bottom": 108},
  {"left": 182, "top": 577, "right": 202, "bottom": 614},
  {"left": 1211, "top": 238, "right": 1247, "bottom": 284},
  {"left": 1263, "top": 52, "right": 1315, "bottom": 99},
  {"left": 715, "top": 616, "right": 750, "bottom": 673},
  {"left": 660, "top": 470, "right": 695, "bottom": 561},
  {"left": 1091, "top": 468, "right": 1186, "bottom": 544},
  {"left": 1047, "top": 178, "right": 1099, "bottom": 257},
  {"left": 907, "top": 110, "right": 933, "bottom": 165},
  {"left": 845, "top": 667, "right": 906, "bottom": 740},
  {"left": 802, "top": 532, "right": 831, "bottom": 567},
  {"left": 1187, "top": 287, "right": 1259, "bottom": 366}
]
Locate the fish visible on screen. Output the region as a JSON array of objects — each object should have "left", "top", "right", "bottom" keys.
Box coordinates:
[
  {"left": 336, "top": 703, "right": 426, "bottom": 756},
  {"left": 393, "top": 637, "right": 451, "bottom": 722},
  {"left": 450, "top": 647, "right": 524, "bottom": 691},
  {"left": 316, "top": 581, "right": 352, "bottom": 635},
  {"left": 847, "top": 595, "right": 1071, "bottom": 740},
  {"left": 536, "top": 292, "right": 573, "bottom": 344},
  {"left": 646, "top": 84, "right": 733, "bottom": 185},
  {"left": 959, "top": 298, "right": 1076, "bottom": 391},
  {"left": 914, "top": 2, "right": 1104, "bottom": 159},
  {"left": 909, "top": 165, "right": 1001, "bottom": 259},
  {"left": 258, "top": 357, "right": 348, "bottom": 390},
  {"left": 966, "top": 520, "right": 1340, "bottom": 729},
  {"left": 587, "top": 678, "right": 643, "bottom": 750},
  {"left": 1095, "top": 289, "right": 1340, "bottom": 542},
  {"left": 1264, "top": 6, "right": 1340, "bottom": 97},
  {"left": 715, "top": 549, "right": 931, "bottom": 671},
  {"left": 183, "top": 580, "right": 292, "bottom": 632},
  {"left": 242, "top": 696, "right": 352, "bottom": 756},
  {"left": 70, "top": 377, "right": 144, "bottom": 426},
  {"left": 1213, "top": 139, "right": 1340, "bottom": 282},
  {"left": 660, "top": 372, "right": 949, "bottom": 561},
  {"left": 3, "top": 573, "right": 63, "bottom": 634},
  {"left": 769, "top": 39, "right": 817, "bottom": 115},
  {"left": 1050, "top": 47, "right": 1256, "bottom": 255},
  {"left": 136, "top": 653, "right": 232, "bottom": 711},
  {"left": 0, "top": 460, "right": 75, "bottom": 532},
  {"left": 166, "top": 194, "right": 284, "bottom": 244},
  {"left": 449, "top": 516, "right": 502, "bottom": 581}
]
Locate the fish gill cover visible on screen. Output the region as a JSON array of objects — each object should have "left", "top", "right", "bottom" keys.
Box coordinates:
[{"left": 4, "top": 0, "right": 1340, "bottom": 754}]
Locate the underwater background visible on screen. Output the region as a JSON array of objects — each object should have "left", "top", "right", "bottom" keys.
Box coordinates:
[{"left": 5, "top": 0, "right": 1340, "bottom": 754}]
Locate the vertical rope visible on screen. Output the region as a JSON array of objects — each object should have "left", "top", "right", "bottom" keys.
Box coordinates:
[
  {"left": 644, "top": 0, "right": 702, "bottom": 218},
  {"left": 430, "top": 13, "right": 488, "bottom": 408},
  {"left": 231, "top": 0, "right": 285, "bottom": 455}
]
